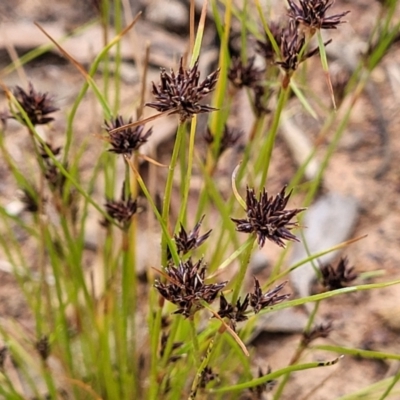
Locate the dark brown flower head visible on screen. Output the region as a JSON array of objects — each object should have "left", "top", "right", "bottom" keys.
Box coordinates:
[
  {"left": 159, "top": 332, "right": 183, "bottom": 362},
  {"left": 204, "top": 125, "right": 242, "bottom": 157},
  {"left": 44, "top": 161, "right": 68, "bottom": 195},
  {"left": 36, "top": 336, "right": 50, "bottom": 361},
  {"left": 39, "top": 142, "right": 62, "bottom": 160},
  {"left": 276, "top": 22, "right": 332, "bottom": 87},
  {"left": 104, "top": 116, "right": 152, "bottom": 155},
  {"left": 288, "top": 0, "right": 350, "bottom": 34},
  {"left": 276, "top": 22, "right": 305, "bottom": 74},
  {"left": 250, "top": 278, "right": 290, "bottom": 314},
  {"left": 249, "top": 367, "right": 276, "bottom": 398},
  {"left": 154, "top": 258, "right": 227, "bottom": 318},
  {"left": 302, "top": 322, "right": 333, "bottom": 346},
  {"left": 253, "top": 85, "right": 271, "bottom": 117},
  {"left": 321, "top": 257, "right": 357, "bottom": 290},
  {"left": 232, "top": 186, "right": 305, "bottom": 248},
  {"left": 228, "top": 56, "right": 265, "bottom": 89},
  {"left": 146, "top": 57, "right": 220, "bottom": 122},
  {"left": 217, "top": 293, "right": 250, "bottom": 329},
  {"left": 174, "top": 215, "right": 212, "bottom": 255},
  {"left": 19, "top": 187, "right": 43, "bottom": 213},
  {"left": 12, "top": 83, "right": 58, "bottom": 126},
  {"left": 256, "top": 22, "right": 283, "bottom": 60},
  {"left": 199, "top": 366, "right": 218, "bottom": 389},
  {"left": 39, "top": 142, "right": 68, "bottom": 195},
  {"left": 104, "top": 190, "right": 137, "bottom": 228}
]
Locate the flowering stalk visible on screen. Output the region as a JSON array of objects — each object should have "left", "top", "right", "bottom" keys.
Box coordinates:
[
  {"left": 178, "top": 116, "right": 197, "bottom": 227},
  {"left": 317, "top": 30, "right": 336, "bottom": 109},
  {"left": 122, "top": 160, "right": 138, "bottom": 390},
  {"left": 208, "top": 0, "right": 232, "bottom": 163},
  {"left": 232, "top": 236, "right": 256, "bottom": 304},
  {"left": 161, "top": 122, "right": 186, "bottom": 265},
  {"left": 257, "top": 85, "right": 290, "bottom": 186}
]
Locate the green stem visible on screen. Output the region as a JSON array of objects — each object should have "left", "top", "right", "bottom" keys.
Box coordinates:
[
  {"left": 189, "top": 317, "right": 201, "bottom": 366},
  {"left": 188, "top": 338, "right": 215, "bottom": 400},
  {"left": 257, "top": 86, "right": 289, "bottom": 187},
  {"left": 161, "top": 123, "right": 186, "bottom": 265},
  {"left": 148, "top": 296, "right": 163, "bottom": 400},
  {"left": 178, "top": 116, "right": 197, "bottom": 227},
  {"left": 232, "top": 236, "right": 255, "bottom": 304}
]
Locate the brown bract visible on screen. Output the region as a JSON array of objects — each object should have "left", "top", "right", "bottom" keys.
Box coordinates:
[
  {"left": 232, "top": 186, "right": 305, "bottom": 248},
  {"left": 104, "top": 115, "right": 152, "bottom": 155},
  {"left": 146, "top": 58, "right": 220, "bottom": 122},
  {"left": 288, "top": 0, "right": 350, "bottom": 33},
  {"left": 12, "top": 83, "right": 58, "bottom": 126},
  {"left": 154, "top": 258, "right": 227, "bottom": 318}
]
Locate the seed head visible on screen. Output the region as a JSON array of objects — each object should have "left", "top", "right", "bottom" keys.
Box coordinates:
[
  {"left": 203, "top": 125, "right": 242, "bottom": 157},
  {"left": 174, "top": 215, "right": 212, "bottom": 255},
  {"left": 159, "top": 333, "right": 183, "bottom": 362},
  {"left": 146, "top": 58, "right": 220, "bottom": 122},
  {"left": 104, "top": 189, "right": 137, "bottom": 229},
  {"left": 256, "top": 22, "right": 283, "bottom": 60},
  {"left": 302, "top": 322, "right": 333, "bottom": 346},
  {"left": 36, "top": 336, "right": 50, "bottom": 361},
  {"left": 154, "top": 258, "right": 227, "bottom": 318},
  {"left": 40, "top": 145, "right": 69, "bottom": 197},
  {"left": 276, "top": 22, "right": 305, "bottom": 74},
  {"left": 232, "top": 186, "right": 305, "bottom": 248},
  {"left": 199, "top": 366, "right": 218, "bottom": 389},
  {"left": 12, "top": 83, "right": 58, "bottom": 126},
  {"left": 249, "top": 367, "right": 276, "bottom": 397},
  {"left": 105, "top": 197, "right": 137, "bottom": 225},
  {"left": 321, "top": 257, "right": 357, "bottom": 290},
  {"left": 19, "top": 187, "right": 43, "bottom": 213},
  {"left": 276, "top": 22, "right": 332, "bottom": 87},
  {"left": 250, "top": 278, "right": 290, "bottom": 314},
  {"left": 104, "top": 116, "right": 152, "bottom": 155},
  {"left": 228, "top": 56, "right": 264, "bottom": 89},
  {"left": 217, "top": 293, "right": 250, "bottom": 330},
  {"left": 288, "top": 0, "right": 350, "bottom": 34}
]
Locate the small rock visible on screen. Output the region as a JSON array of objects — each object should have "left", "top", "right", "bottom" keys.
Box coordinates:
[
  {"left": 248, "top": 308, "right": 310, "bottom": 342},
  {"left": 290, "top": 192, "right": 359, "bottom": 301},
  {"left": 145, "top": 0, "right": 188, "bottom": 32}
]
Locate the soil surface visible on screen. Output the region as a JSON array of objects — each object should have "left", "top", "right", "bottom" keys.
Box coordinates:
[{"left": 0, "top": 1, "right": 400, "bottom": 399}]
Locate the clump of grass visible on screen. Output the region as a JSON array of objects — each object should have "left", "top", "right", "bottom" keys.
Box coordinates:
[{"left": 0, "top": 0, "right": 399, "bottom": 399}]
